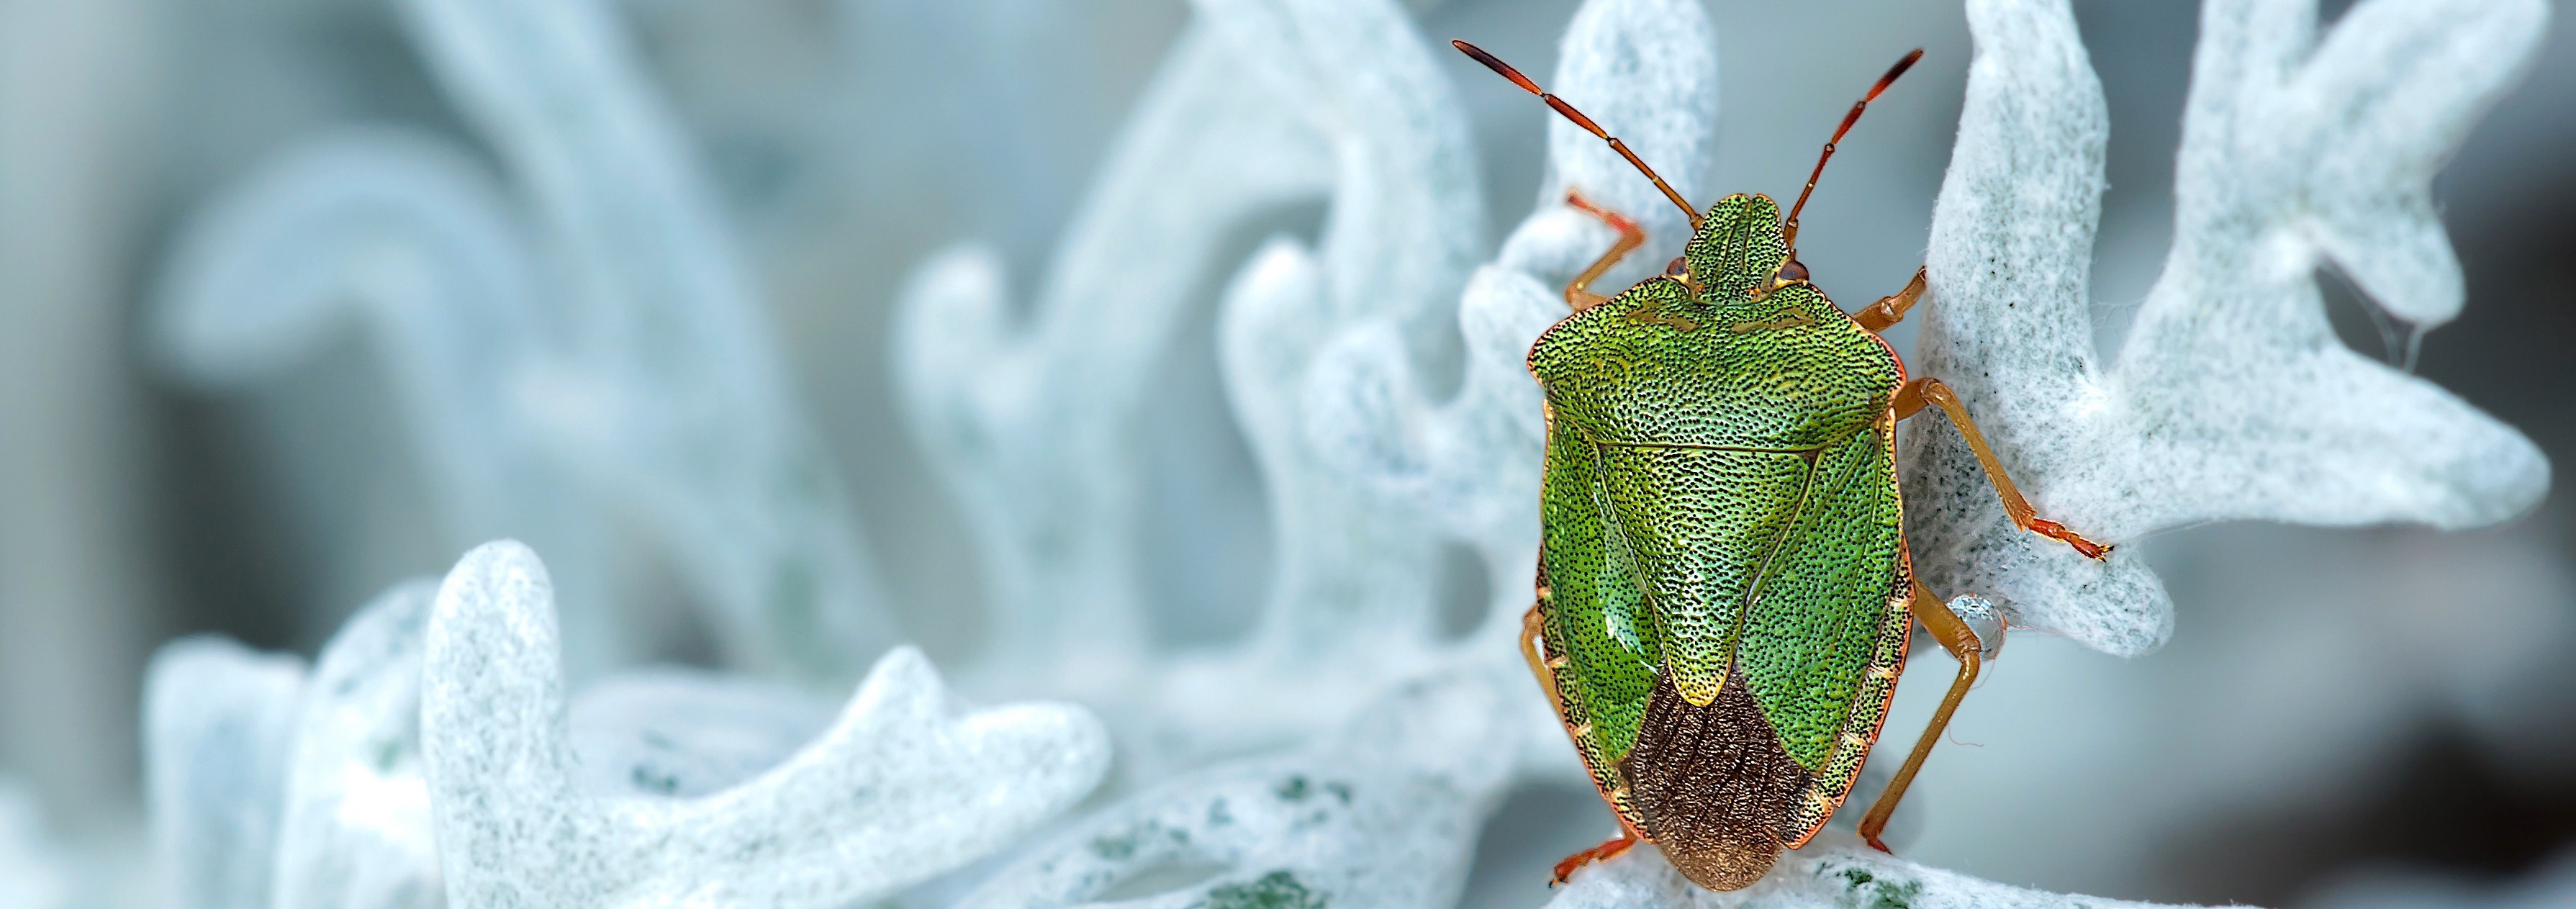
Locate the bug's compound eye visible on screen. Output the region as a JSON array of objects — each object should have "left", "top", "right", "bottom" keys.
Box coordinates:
[
  {"left": 1663, "top": 256, "right": 1688, "bottom": 276},
  {"left": 1774, "top": 260, "right": 1809, "bottom": 284}
]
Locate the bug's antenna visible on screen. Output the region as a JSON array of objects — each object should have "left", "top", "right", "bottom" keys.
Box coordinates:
[
  {"left": 1453, "top": 40, "right": 1701, "bottom": 230},
  {"left": 1784, "top": 48, "right": 1923, "bottom": 250}
]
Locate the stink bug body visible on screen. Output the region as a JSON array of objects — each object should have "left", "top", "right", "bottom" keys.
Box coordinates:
[{"left": 1452, "top": 40, "right": 2110, "bottom": 892}]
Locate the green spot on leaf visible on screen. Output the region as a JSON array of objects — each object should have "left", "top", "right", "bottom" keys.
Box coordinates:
[
  {"left": 1090, "top": 830, "right": 1142, "bottom": 860},
  {"left": 1196, "top": 870, "right": 1325, "bottom": 909},
  {"left": 631, "top": 765, "right": 679, "bottom": 795},
  {"left": 1275, "top": 776, "right": 1310, "bottom": 801},
  {"left": 1869, "top": 879, "right": 1922, "bottom": 909}
]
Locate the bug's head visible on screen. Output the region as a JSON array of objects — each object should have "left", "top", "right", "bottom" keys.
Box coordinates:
[{"left": 1679, "top": 194, "right": 1795, "bottom": 302}]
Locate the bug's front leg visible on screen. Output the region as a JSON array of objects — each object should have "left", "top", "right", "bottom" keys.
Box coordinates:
[
  {"left": 1892, "top": 377, "right": 2112, "bottom": 559},
  {"left": 1856, "top": 577, "right": 1987, "bottom": 852},
  {"left": 1562, "top": 191, "right": 1645, "bottom": 312},
  {"left": 1852, "top": 266, "right": 1926, "bottom": 332}
]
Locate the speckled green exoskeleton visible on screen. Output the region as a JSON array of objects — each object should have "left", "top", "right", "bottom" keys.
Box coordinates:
[{"left": 1452, "top": 42, "right": 2112, "bottom": 892}]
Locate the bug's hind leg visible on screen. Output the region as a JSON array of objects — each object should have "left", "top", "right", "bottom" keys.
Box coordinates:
[
  {"left": 1893, "top": 377, "right": 2112, "bottom": 559},
  {"left": 1551, "top": 835, "right": 1641, "bottom": 885},
  {"left": 1856, "top": 577, "right": 1987, "bottom": 852},
  {"left": 1563, "top": 191, "right": 1645, "bottom": 312},
  {"left": 1853, "top": 266, "right": 1926, "bottom": 332},
  {"left": 1522, "top": 605, "right": 1650, "bottom": 884}
]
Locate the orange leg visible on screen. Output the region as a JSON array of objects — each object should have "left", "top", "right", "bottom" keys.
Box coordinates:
[
  {"left": 1551, "top": 835, "right": 1640, "bottom": 885},
  {"left": 1892, "top": 378, "right": 2111, "bottom": 559},
  {"left": 1856, "top": 577, "right": 1984, "bottom": 851},
  {"left": 1519, "top": 606, "right": 1563, "bottom": 709},
  {"left": 1523, "top": 606, "right": 1650, "bottom": 883},
  {"left": 1562, "top": 191, "right": 1645, "bottom": 312},
  {"left": 1852, "top": 266, "right": 1926, "bottom": 333}
]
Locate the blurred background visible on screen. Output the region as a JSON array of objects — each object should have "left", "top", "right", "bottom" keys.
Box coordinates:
[{"left": 0, "top": 0, "right": 2570, "bottom": 906}]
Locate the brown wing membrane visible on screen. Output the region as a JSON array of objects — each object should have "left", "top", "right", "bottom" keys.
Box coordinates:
[{"left": 1616, "top": 668, "right": 1815, "bottom": 892}]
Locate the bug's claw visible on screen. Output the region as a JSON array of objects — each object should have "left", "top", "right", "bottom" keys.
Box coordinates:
[
  {"left": 2025, "top": 517, "right": 2112, "bottom": 561},
  {"left": 1550, "top": 836, "right": 1640, "bottom": 885},
  {"left": 1866, "top": 835, "right": 1894, "bottom": 854}
]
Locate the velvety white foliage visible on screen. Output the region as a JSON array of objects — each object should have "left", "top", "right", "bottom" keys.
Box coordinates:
[
  {"left": 566, "top": 668, "right": 835, "bottom": 799},
  {"left": 272, "top": 581, "right": 443, "bottom": 909},
  {"left": 895, "top": 0, "right": 1479, "bottom": 696},
  {"left": 395, "top": 0, "right": 892, "bottom": 684},
  {"left": 148, "top": 130, "right": 626, "bottom": 677},
  {"left": 422, "top": 541, "right": 1111, "bottom": 908},
  {"left": 0, "top": 779, "right": 68, "bottom": 909},
  {"left": 144, "top": 637, "right": 304, "bottom": 909},
  {"left": 959, "top": 666, "right": 1520, "bottom": 909},
  {"left": 1542, "top": 841, "right": 2190, "bottom": 909},
  {"left": 1899, "top": 0, "right": 2551, "bottom": 656}
]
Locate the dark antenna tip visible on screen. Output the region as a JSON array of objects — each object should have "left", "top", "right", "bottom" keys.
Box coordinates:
[
  {"left": 1784, "top": 48, "right": 1926, "bottom": 250},
  {"left": 1453, "top": 40, "right": 1543, "bottom": 96},
  {"left": 1451, "top": 38, "right": 1702, "bottom": 229},
  {"left": 1883, "top": 48, "right": 1925, "bottom": 86}
]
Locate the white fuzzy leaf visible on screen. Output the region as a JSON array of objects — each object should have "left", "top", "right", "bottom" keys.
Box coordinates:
[
  {"left": 1901, "top": 0, "right": 2549, "bottom": 656},
  {"left": 959, "top": 666, "right": 1520, "bottom": 909},
  {"left": 144, "top": 638, "right": 304, "bottom": 909},
  {"left": 269, "top": 582, "right": 444, "bottom": 909},
  {"left": 421, "top": 541, "right": 1111, "bottom": 908}
]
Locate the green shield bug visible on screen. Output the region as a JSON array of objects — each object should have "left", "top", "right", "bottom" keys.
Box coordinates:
[{"left": 1452, "top": 40, "right": 2112, "bottom": 891}]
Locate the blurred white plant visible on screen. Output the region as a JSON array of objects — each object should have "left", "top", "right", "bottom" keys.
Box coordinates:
[
  {"left": 0, "top": 778, "right": 68, "bottom": 909},
  {"left": 153, "top": 0, "right": 895, "bottom": 686},
  {"left": 145, "top": 637, "right": 302, "bottom": 909},
  {"left": 892, "top": 0, "right": 1481, "bottom": 712}
]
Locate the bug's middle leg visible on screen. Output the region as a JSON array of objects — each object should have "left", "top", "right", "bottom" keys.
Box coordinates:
[
  {"left": 1562, "top": 191, "right": 1645, "bottom": 312},
  {"left": 1855, "top": 576, "right": 1985, "bottom": 852},
  {"left": 1893, "top": 377, "right": 2112, "bottom": 559}
]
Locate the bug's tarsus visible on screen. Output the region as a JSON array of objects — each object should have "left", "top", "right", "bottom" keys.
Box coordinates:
[
  {"left": 1783, "top": 48, "right": 1925, "bottom": 252},
  {"left": 1550, "top": 835, "right": 1641, "bottom": 885},
  {"left": 1453, "top": 40, "right": 1702, "bottom": 230},
  {"left": 1562, "top": 190, "right": 1648, "bottom": 309},
  {"left": 1891, "top": 376, "right": 2114, "bottom": 561},
  {"left": 1853, "top": 266, "right": 1928, "bottom": 332}
]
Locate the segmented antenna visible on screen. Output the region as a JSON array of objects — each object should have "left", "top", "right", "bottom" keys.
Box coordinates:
[
  {"left": 1452, "top": 40, "right": 1701, "bottom": 230},
  {"left": 1783, "top": 49, "right": 1923, "bottom": 250}
]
